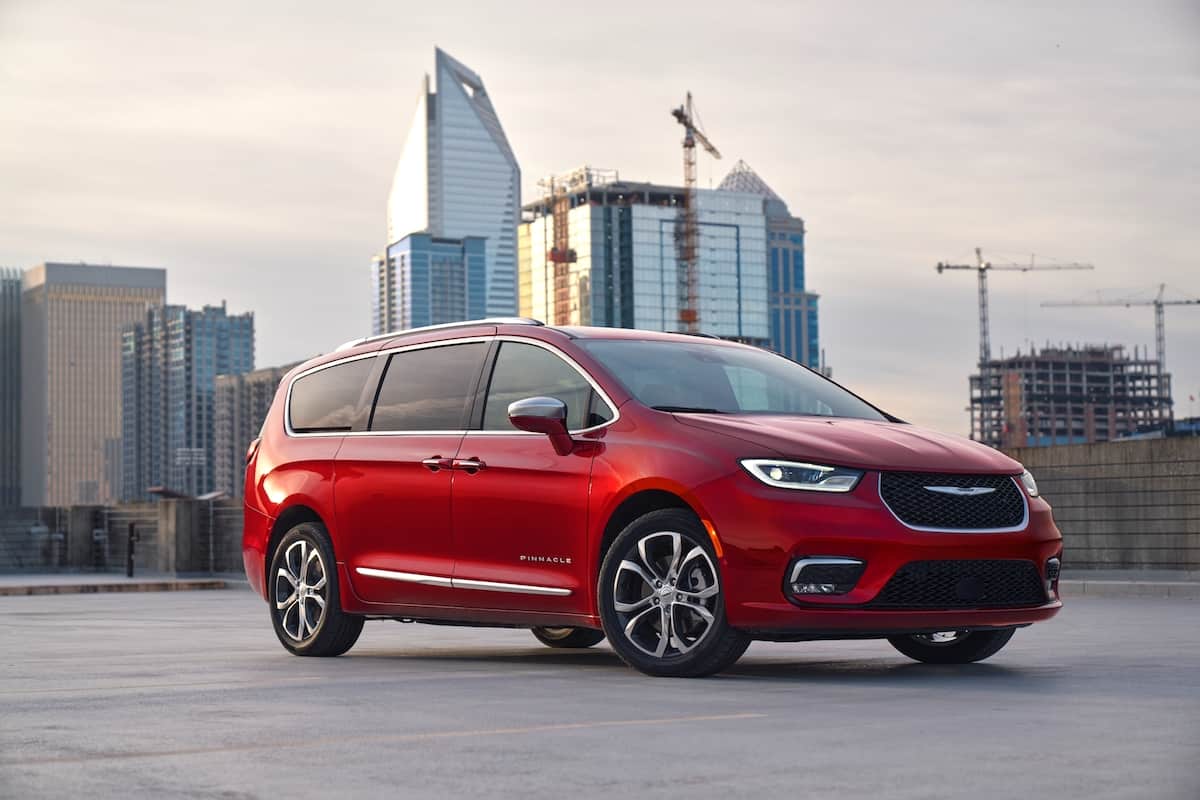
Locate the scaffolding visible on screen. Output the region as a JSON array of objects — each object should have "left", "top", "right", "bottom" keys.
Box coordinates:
[{"left": 970, "top": 344, "right": 1173, "bottom": 448}]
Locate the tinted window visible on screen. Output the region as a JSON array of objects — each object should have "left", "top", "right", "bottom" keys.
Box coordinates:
[
  {"left": 577, "top": 339, "right": 886, "bottom": 420},
  {"left": 370, "top": 343, "right": 486, "bottom": 431},
  {"left": 483, "top": 342, "right": 611, "bottom": 431},
  {"left": 289, "top": 358, "right": 374, "bottom": 432}
]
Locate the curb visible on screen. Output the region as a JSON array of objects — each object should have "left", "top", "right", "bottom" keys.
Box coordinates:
[
  {"left": 1060, "top": 580, "right": 1199, "bottom": 600},
  {"left": 0, "top": 579, "right": 229, "bottom": 596}
]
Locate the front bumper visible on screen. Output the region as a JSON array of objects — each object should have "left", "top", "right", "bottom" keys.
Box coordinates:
[{"left": 701, "top": 470, "right": 1064, "bottom": 633}]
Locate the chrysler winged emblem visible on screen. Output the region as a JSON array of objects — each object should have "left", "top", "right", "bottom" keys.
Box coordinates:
[{"left": 924, "top": 485, "right": 996, "bottom": 496}]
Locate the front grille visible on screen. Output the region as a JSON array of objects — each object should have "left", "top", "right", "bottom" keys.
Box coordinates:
[
  {"left": 868, "top": 559, "right": 1047, "bottom": 609},
  {"left": 880, "top": 472, "right": 1025, "bottom": 530}
]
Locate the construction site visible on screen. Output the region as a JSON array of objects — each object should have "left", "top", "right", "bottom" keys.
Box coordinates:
[{"left": 938, "top": 250, "right": 1197, "bottom": 448}]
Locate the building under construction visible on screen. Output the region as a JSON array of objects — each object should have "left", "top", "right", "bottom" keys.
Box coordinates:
[{"left": 970, "top": 344, "right": 1172, "bottom": 448}]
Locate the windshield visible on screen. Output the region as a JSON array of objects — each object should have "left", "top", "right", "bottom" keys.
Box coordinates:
[{"left": 578, "top": 339, "right": 887, "bottom": 421}]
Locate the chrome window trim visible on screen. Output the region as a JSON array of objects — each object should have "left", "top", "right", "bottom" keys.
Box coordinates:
[
  {"left": 877, "top": 474, "right": 1030, "bottom": 534},
  {"left": 284, "top": 334, "right": 619, "bottom": 439},
  {"left": 787, "top": 557, "right": 864, "bottom": 586},
  {"left": 354, "top": 567, "right": 571, "bottom": 597}
]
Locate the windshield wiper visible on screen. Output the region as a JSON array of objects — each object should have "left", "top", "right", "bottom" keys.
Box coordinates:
[{"left": 650, "top": 405, "right": 726, "bottom": 414}]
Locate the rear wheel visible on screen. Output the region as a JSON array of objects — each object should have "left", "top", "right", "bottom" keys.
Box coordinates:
[
  {"left": 598, "top": 508, "right": 750, "bottom": 677},
  {"left": 269, "top": 522, "right": 363, "bottom": 657},
  {"left": 888, "top": 628, "right": 1015, "bottom": 664},
  {"left": 531, "top": 626, "right": 606, "bottom": 649}
]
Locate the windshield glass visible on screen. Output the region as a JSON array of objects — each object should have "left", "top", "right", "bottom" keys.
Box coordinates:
[{"left": 578, "top": 339, "right": 887, "bottom": 421}]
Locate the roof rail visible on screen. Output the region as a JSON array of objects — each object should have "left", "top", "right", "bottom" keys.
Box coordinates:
[{"left": 335, "top": 317, "right": 544, "bottom": 352}]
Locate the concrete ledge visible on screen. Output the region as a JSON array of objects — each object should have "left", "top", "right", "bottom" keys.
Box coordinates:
[
  {"left": 1060, "top": 579, "right": 1199, "bottom": 599},
  {"left": 0, "top": 578, "right": 229, "bottom": 596}
]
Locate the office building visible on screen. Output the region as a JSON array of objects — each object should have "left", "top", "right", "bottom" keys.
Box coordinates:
[
  {"left": 20, "top": 263, "right": 166, "bottom": 506},
  {"left": 386, "top": 47, "right": 520, "bottom": 317},
  {"left": 370, "top": 234, "right": 486, "bottom": 335},
  {"left": 121, "top": 302, "right": 254, "bottom": 500},
  {"left": 971, "top": 344, "right": 1171, "bottom": 448},
  {"left": 518, "top": 167, "right": 768, "bottom": 341},
  {"left": 0, "top": 268, "right": 20, "bottom": 507},
  {"left": 214, "top": 362, "right": 298, "bottom": 498},
  {"left": 718, "top": 161, "right": 820, "bottom": 368}
]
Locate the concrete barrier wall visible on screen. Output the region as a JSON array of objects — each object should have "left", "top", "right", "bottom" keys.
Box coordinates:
[{"left": 1006, "top": 437, "right": 1200, "bottom": 571}]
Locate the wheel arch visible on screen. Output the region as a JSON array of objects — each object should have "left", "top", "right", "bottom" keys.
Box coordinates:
[
  {"left": 265, "top": 504, "right": 326, "bottom": 589},
  {"left": 597, "top": 488, "right": 704, "bottom": 578}
]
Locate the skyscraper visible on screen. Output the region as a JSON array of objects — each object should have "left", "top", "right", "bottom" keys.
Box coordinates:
[
  {"left": 518, "top": 168, "right": 768, "bottom": 342},
  {"left": 386, "top": 48, "right": 520, "bottom": 318},
  {"left": 213, "top": 361, "right": 299, "bottom": 498},
  {"left": 370, "top": 234, "right": 487, "bottom": 335},
  {"left": 0, "top": 268, "right": 20, "bottom": 507},
  {"left": 20, "top": 263, "right": 166, "bottom": 506},
  {"left": 121, "top": 302, "right": 254, "bottom": 500},
  {"left": 718, "top": 161, "right": 820, "bottom": 368}
]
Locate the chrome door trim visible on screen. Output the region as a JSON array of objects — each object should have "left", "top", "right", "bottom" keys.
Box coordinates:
[
  {"left": 354, "top": 567, "right": 454, "bottom": 588},
  {"left": 453, "top": 577, "right": 572, "bottom": 597},
  {"left": 354, "top": 567, "right": 572, "bottom": 597}
]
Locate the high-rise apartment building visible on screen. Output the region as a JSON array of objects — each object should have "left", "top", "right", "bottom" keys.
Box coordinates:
[
  {"left": 369, "top": 234, "right": 486, "bottom": 335},
  {"left": 20, "top": 263, "right": 166, "bottom": 506},
  {"left": 121, "top": 302, "right": 254, "bottom": 500},
  {"left": 386, "top": 48, "right": 520, "bottom": 317},
  {"left": 213, "top": 362, "right": 298, "bottom": 498},
  {"left": 718, "top": 161, "right": 820, "bottom": 368},
  {"left": 519, "top": 168, "right": 768, "bottom": 342},
  {"left": 0, "top": 268, "right": 20, "bottom": 507}
]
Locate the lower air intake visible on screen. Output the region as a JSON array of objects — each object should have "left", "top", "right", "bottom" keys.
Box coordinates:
[{"left": 868, "top": 559, "right": 1047, "bottom": 609}]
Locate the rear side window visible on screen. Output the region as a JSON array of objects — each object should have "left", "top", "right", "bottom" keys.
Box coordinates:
[
  {"left": 370, "top": 343, "right": 487, "bottom": 431},
  {"left": 289, "top": 358, "right": 374, "bottom": 433},
  {"left": 482, "top": 342, "right": 611, "bottom": 432}
]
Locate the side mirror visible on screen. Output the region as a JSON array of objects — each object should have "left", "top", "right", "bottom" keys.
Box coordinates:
[{"left": 508, "top": 396, "right": 574, "bottom": 456}]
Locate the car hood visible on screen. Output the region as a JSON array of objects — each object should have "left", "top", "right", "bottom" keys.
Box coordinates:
[{"left": 674, "top": 414, "right": 1022, "bottom": 474}]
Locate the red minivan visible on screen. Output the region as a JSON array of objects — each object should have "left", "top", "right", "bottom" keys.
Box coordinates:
[{"left": 243, "top": 318, "right": 1062, "bottom": 677}]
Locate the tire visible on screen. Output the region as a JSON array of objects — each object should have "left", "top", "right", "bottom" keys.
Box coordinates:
[
  {"left": 598, "top": 508, "right": 750, "bottom": 677},
  {"left": 268, "top": 521, "right": 364, "bottom": 657},
  {"left": 531, "top": 626, "right": 606, "bottom": 649},
  {"left": 888, "top": 628, "right": 1016, "bottom": 664}
]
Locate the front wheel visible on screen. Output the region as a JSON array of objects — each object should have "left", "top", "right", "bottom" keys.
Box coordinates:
[
  {"left": 598, "top": 508, "right": 750, "bottom": 677},
  {"left": 888, "top": 628, "right": 1016, "bottom": 664},
  {"left": 531, "top": 626, "right": 606, "bottom": 649},
  {"left": 269, "top": 522, "right": 364, "bottom": 657}
]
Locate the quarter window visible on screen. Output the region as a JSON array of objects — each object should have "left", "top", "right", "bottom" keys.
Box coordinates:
[
  {"left": 289, "top": 358, "right": 374, "bottom": 433},
  {"left": 370, "top": 343, "right": 486, "bottom": 431},
  {"left": 482, "top": 342, "right": 611, "bottom": 431}
]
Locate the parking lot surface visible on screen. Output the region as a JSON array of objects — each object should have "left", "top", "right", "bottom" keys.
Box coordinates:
[{"left": 1, "top": 590, "right": 1197, "bottom": 799}]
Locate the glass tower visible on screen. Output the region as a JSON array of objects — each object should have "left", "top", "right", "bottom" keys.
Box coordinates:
[
  {"left": 121, "top": 302, "right": 254, "bottom": 500},
  {"left": 371, "top": 234, "right": 487, "bottom": 334},
  {"left": 0, "top": 268, "right": 20, "bottom": 507},
  {"left": 387, "top": 48, "right": 520, "bottom": 317},
  {"left": 519, "top": 170, "right": 768, "bottom": 342},
  {"left": 718, "top": 161, "right": 820, "bottom": 368}
]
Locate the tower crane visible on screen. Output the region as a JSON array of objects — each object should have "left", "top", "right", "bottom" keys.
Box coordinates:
[
  {"left": 1041, "top": 284, "right": 1199, "bottom": 376},
  {"left": 936, "top": 248, "right": 1094, "bottom": 368},
  {"left": 671, "top": 92, "right": 721, "bottom": 333}
]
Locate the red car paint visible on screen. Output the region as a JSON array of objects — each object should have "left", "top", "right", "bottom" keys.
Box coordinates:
[{"left": 244, "top": 322, "right": 1062, "bottom": 636}]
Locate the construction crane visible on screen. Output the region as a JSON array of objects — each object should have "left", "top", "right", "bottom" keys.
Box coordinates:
[
  {"left": 1041, "top": 283, "right": 1200, "bottom": 376},
  {"left": 936, "top": 248, "right": 1095, "bottom": 368},
  {"left": 671, "top": 91, "right": 721, "bottom": 333}
]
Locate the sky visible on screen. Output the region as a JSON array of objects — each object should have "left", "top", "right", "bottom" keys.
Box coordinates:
[{"left": 1, "top": 0, "right": 1198, "bottom": 434}]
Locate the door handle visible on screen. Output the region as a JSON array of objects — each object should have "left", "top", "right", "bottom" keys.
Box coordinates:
[
  {"left": 453, "top": 458, "right": 486, "bottom": 473},
  {"left": 421, "top": 456, "right": 454, "bottom": 472}
]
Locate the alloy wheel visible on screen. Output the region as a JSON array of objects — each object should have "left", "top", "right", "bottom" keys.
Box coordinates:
[
  {"left": 274, "top": 539, "right": 328, "bottom": 641},
  {"left": 913, "top": 630, "right": 969, "bottom": 645},
  {"left": 612, "top": 531, "right": 720, "bottom": 659}
]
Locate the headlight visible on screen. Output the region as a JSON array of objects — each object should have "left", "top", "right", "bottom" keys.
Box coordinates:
[
  {"left": 740, "top": 459, "right": 864, "bottom": 492},
  {"left": 1020, "top": 469, "right": 1039, "bottom": 497}
]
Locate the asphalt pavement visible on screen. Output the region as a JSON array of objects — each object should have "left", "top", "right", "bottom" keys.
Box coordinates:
[{"left": 1, "top": 590, "right": 1197, "bottom": 799}]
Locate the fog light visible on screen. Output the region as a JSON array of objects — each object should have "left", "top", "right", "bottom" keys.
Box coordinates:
[
  {"left": 787, "top": 557, "right": 865, "bottom": 598},
  {"left": 1045, "top": 557, "right": 1061, "bottom": 598},
  {"left": 793, "top": 583, "right": 838, "bottom": 595}
]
